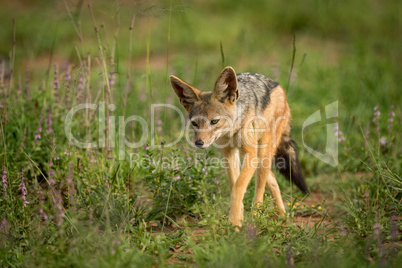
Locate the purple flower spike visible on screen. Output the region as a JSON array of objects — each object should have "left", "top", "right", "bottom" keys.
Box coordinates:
[
  {"left": 54, "top": 65, "right": 60, "bottom": 103},
  {"left": 372, "top": 105, "right": 381, "bottom": 133},
  {"left": 387, "top": 104, "right": 395, "bottom": 133},
  {"left": 35, "top": 111, "right": 44, "bottom": 142},
  {"left": 109, "top": 73, "right": 115, "bottom": 86},
  {"left": 19, "top": 169, "right": 29, "bottom": 207},
  {"left": 0, "top": 218, "right": 7, "bottom": 232},
  {"left": 2, "top": 166, "right": 7, "bottom": 197},
  {"left": 46, "top": 107, "right": 53, "bottom": 133},
  {"left": 65, "top": 69, "right": 71, "bottom": 81},
  {"left": 334, "top": 123, "right": 346, "bottom": 142}
]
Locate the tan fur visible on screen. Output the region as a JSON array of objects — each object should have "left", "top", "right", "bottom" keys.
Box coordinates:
[{"left": 170, "top": 67, "right": 293, "bottom": 229}]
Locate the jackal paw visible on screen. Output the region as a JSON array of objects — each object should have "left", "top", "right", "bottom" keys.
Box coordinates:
[{"left": 228, "top": 216, "right": 242, "bottom": 230}]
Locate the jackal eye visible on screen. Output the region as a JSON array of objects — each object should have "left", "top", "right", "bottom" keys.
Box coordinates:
[
  {"left": 210, "top": 119, "right": 220, "bottom": 125},
  {"left": 191, "top": 121, "right": 198, "bottom": 127}
]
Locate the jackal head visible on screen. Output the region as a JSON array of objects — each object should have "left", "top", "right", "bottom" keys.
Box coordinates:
[{"left": 170, "top": 67, "right": 239, "bottom": 149}]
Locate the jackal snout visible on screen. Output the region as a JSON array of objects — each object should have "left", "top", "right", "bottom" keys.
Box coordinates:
[
  {"left": 190, "top": 113, "right": 236, "bottom": 149},
  {"left": 194, "top": 139, "right": 204, "bottom": 148},
  {"left": 191, "top": 117, "right": 220, "bottom": 149}
]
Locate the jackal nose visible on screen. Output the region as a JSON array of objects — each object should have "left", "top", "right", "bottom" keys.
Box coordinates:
[{"left": 195, "top": 139, "right": 204, "bottom": 148}]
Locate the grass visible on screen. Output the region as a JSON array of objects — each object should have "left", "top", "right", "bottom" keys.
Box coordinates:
[{"left": 0, "top": 0, "right": 401, "bottom": 267}]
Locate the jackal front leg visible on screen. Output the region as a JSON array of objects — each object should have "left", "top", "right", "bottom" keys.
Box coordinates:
[
  {"left": 222, "top": 147, "right": 240, "bottom": 193},
  {"left": 228, "top": 150, "right": 257, "bottom": 227}
]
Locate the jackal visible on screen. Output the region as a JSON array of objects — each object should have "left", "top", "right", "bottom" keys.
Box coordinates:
[{"left": 170, "top": 67, "right": 308, "bottom": 228}]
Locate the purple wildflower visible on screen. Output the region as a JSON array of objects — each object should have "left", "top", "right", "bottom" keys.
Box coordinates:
[
  {"left": 64, "top": 68, "right": 72, "bottom": 112},
  {"left": 214, "top": 178, "right": 220, "bottom": 185},
  {"left": 48, "top": 177, "right": 56, "bottom": 185},
  {"left": 379, "top": 137, "right": 386, "bottom": 146},
  {"left": 174, "top": 175, "right": 180, "bottom": 181},
  {"left": 334, "top": 123, "right": 346, "bottom": 142},
  {"left": 19, "top": 169, "right": 29, "bottom": 207},
  {"left": 0, "top": 217, "right": 7, "bottom": 233},
  {"left": 37, "top": 190, "right": 48, "bottom": 222},
  {"left": 109, "top": 73, "right": 115, "bottom": 86},
  {"left": 364, "top": 123, "right": 370, "bottom": 139},
  {"left": 46, "top": 107, "right": 53, "bottom": 133},
  {"left": 54, "top": 193, "right": 65, "bottom": 227},
  {"left": 39, "top": 208, "right": 48, "bottom": 220},
  {"left": 34, "top": 111, "right": 44, "bottom": 143},
  {"left": 90, "top": 155, "right": 97, "bottom": 163},
  {"left": 363, "top": 190, "right": 369, "bottom": 200},
  {"left": 48, "top": 163, "right": 56, "bottom": 185},
  {"left": 54, "top": 65, "right": 59, "bottom": 103},
  {"left": 76, "top": 76, "right": 84, "bottom": 101},
  {"left": 156, "top": 119, "right": 163, "bottom": 132},
  {"left": 372, "top": 105, "right": 380, "bottom": 133},
  {"left": 104, "top": 177, "right": 110, "bottom": 189},
  {"left": 107, "top": 149, "right": 114, "bottom": 160},
  {"left": 66, "top": 168, "right": 76, "bottom": 203},
  {"left": 387, "top": 104, "right": 395, "bottom": 133},
  {"left": 2, "top": 166, "right": 7, "bottom": 196},
  {"left": 48, "top": 150, "right": 64, "bottom": 226},
  {"left": 65, "top": 69, "right": 71, "bottom": 81},
  {"left": 64, "top": 150, "right": 71, "bottom": 156}
]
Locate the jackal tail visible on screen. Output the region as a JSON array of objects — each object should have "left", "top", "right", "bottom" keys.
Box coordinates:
[{"left": 275, "top": 135, "right": 309, "bottom": 194}]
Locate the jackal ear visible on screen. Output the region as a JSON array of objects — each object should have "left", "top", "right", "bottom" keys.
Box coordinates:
[
  {"left": 170, "top": 75, "right": 201, "bottom": 112},
  {"left": 213, "top": 66, "right": 238, "bottom": 104}
]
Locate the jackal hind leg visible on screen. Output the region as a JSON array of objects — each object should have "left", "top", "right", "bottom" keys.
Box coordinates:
[
  {"left": 266, "top": 170, "right": 286, "bottom": 216},
  {"left": 253, "top": 147, "right": 274, "bottom": 208},
  {"left": 257, "top": 133, "right": 286, "bottom": 216}
]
